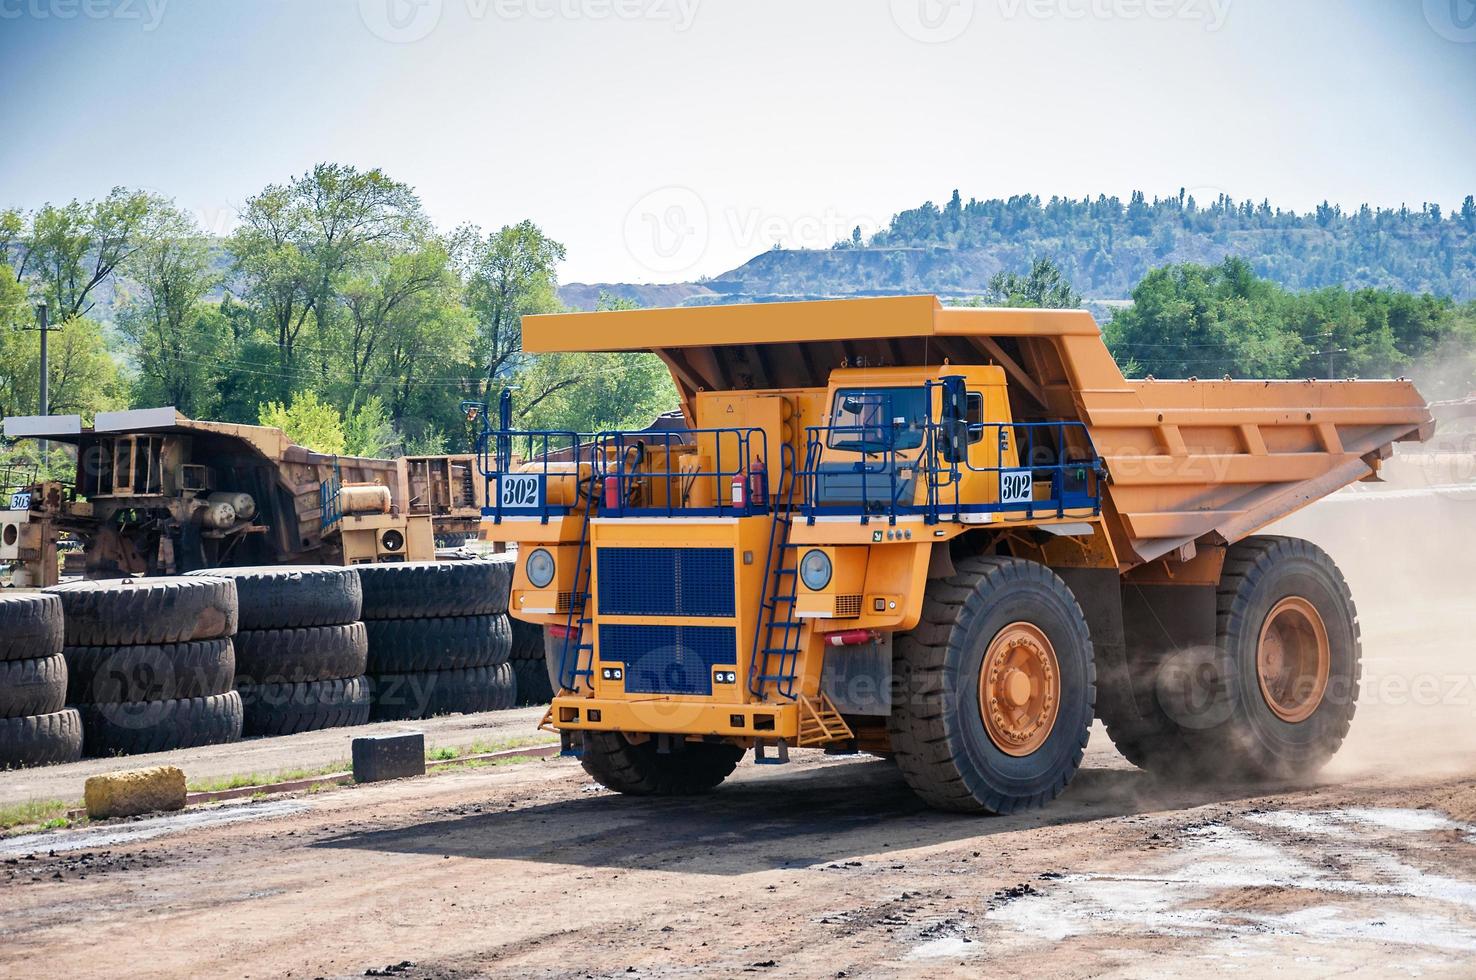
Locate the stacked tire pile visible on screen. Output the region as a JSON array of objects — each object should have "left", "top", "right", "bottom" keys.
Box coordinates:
[
  {"left": 0, "top": 594, "right": 82, "bottom": 769},
  {"left": 509, "top": 619, "right": 555, "bottom": 705},
  {"left": 49, "top": 578, "right": 243, "bottom": 756},
  {"left": 358, "top": 559, "right": 517, "bottom": 721},
  {"left": 194, "top": 567, "right": 370, "bottom": 736}
]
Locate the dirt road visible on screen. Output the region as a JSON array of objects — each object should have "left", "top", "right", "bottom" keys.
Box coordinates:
[{"left": 1, "top": 484, "right": 1472, "bottom": 978}]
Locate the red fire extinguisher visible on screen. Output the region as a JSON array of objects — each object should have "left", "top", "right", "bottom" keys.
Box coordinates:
[
  {"left": 730, "top": 471, "right": 746, "bottom": 509},
  {"left": 749, "top": 457, "right": 768, "bottom": 506},
  {"left": 603, "top": 474, "right": 621, "bottom": 510}
]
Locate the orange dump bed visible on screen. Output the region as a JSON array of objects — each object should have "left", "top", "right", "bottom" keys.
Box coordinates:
[{"left": 524, "top": 296, "right": 1434, "bottom": 570}]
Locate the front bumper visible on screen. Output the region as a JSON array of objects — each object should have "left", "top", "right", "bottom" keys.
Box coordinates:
[{"left": 549, "top": 695, "right": 799, "bottom": 740}]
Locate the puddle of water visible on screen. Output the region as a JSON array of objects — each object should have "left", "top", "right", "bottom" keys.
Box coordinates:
[{"left": 0, "top": 799, "right": 308, "bottom": 855}]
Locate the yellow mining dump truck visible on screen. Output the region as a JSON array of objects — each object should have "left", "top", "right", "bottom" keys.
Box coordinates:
[
  {"left": 479, "top": 296, "right": 1432, "bottom": 813},
  {"left": 1, "top": 407, "right": 443, "bottom": 584}
]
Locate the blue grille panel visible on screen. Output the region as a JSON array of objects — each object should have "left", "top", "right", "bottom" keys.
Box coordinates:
[
  {"left": 599, "top": 624, "right": 736, "bottom": 696},
  {"left": 597, "top": 547, "right": 735, "bottom": 618}
]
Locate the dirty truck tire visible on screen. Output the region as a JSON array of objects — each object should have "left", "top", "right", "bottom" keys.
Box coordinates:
[
  {"left": 65, "top": 638, "right": 236, "bottom": 704},
  {"left": 187, "top": 566, "right": 361, "bottom": 630},
  {"left": 888, "top": 556, "right": 1096, "bottom": 815},
  {"left": 364, "top": 614, "right": 511, "bottom": 673},
  {"left": 0, "top": 593, "right": 64, "bottom": 662},
  {"left": 47, "top": 577, "right": 238, "bottom": 646},
  {"left": 232, "top": 623, "right": 368, "bottom": 685},
  {"left": 79, "top": 691, "right": 243, "bottom": 757},
  {"left": 578, "top": 731, "right": 743, "bottom": 796},
  {"left": 509, "top": 619, "right": 553, "bottom": 704},
  {"left": 0, "top": 709, "right": 84, "bottom": 769},
  {"left": 235, "top": 675, "right": 371, "bottom": 737},
  {"left": 0, "top": 654, "right": 68, "bottom": 718},
  {"left": 369, "top": 662, "right": 516, "bottom": 721},
  {"left": 355, "top": 559, "right": 512, "bottom": 620},
  {"left": 1093, "top": 634, "right": 1204, "bottom": 782},
  {"left": 1200, "top": 536, "right": 1361, "bottom": 781}
]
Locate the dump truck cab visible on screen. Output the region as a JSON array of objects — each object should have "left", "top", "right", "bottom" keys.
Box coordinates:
[{"left": 481, "top": 295, "right": 1430, "bottom": 812}]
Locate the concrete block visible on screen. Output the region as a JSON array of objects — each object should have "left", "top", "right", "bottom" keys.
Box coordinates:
[
  {"left": 352, "top": 731, "right": 425, "bottom": 783},
  {"left": 84, "top": 765, "right": 187, "bottom": 820}
]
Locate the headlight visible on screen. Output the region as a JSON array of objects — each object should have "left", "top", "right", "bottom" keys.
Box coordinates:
[
  {"left": 526, "top": 548, "right": 556, "bottom": 588},
  {"left": 799, "top": 549, "right": 832, "bottom": 591}
]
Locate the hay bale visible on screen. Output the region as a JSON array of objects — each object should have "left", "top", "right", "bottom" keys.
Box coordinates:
[{"left": 84, "top": 765, "right": 187, "bottom": 820}]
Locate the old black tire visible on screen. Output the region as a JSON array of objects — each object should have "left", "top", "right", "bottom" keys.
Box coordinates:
[
  {"left": 578, "top": 732, "right": 744, "bottom": 796},
  {"left": 0, "top": 593, "right": 64, "bottom": 662},
  {"left": 368, "top": 662, "right": 516, "bottom": 721},
  {"left": 187, "top": 566, "right": 361, "bottom": 630},
  {"left": 1199, "top": 536, "right": 1360, "bottom": 781},
  {"left": 0, "top": 709, "right": 84, "bottom": 768},
  {"left": 1094, "top": 635, "right": 1203, "bottom": 781},
  {"left": 356, "top": 559, "right": 513, "bottom": 620},
  {"left": 888, "top": 556, "right": 1096, "bottom": 814},
  {"left": 510, "top": 620, "right": 554, "bottom": 705},
  {"left": 232, "top": 623, "right": 369, "bottom": 685},
  {"left": 0, "top": 654, "right": 68, "bottom": 718},
  {"left": 64, "top": 638, "right": 236, "bottom": 704},
  {"left": 235, "top": 675, "right": 372, "bottom": 736},
  {"left": 79, "top": 691, "right": 243, "bottom": 756},
  {"left": 47, "top": 577, "right": 238, "bottom": 646},
  {"left": 363, "top": 615, "right": 512, "bottom": 673}
]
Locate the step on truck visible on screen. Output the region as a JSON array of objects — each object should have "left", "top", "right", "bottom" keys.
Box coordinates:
[{"left": 478, "top": 295, "right": 1432, "bottom": 813}]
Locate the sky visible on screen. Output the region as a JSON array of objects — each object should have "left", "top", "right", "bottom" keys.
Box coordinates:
[{"left": 1, "top": 0, "right": 1472, "bottom": 284}]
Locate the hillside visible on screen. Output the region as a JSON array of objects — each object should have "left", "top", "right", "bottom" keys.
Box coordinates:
[{"left": 559, "top": 191, "right": 1476, "bottom": 310}]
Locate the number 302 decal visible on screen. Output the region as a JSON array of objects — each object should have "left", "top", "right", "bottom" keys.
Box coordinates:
[
  {"left": 498, "top": 474, "right": 541, "bottom": 509},
  {"left": 999, "top": 470, "right": 1033, "bottom": 505}
]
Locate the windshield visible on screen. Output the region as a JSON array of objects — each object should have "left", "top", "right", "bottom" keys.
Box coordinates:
[{"left": 827, "top": 387, "right": 929, "bottom": 453}]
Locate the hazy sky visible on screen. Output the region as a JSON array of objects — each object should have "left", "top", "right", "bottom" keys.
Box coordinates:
[{"left": 2, "top": 0, "right": 1472, "bottom": 284}]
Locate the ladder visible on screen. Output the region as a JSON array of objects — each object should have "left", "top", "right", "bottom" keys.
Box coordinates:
[
  {"left": 555, "top": 470, "right": 599, "bottom": 693},
  {"left": 749, "top": 444, "right": 805, "bottom": 701}
]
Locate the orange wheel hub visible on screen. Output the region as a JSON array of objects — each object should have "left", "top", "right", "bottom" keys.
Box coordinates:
[
  {"left": 1256, "top": 596, "right": 1330, "bottom": 724},
  {"left": 978, "top": 623, "right": 1060, "bottom": 757}
]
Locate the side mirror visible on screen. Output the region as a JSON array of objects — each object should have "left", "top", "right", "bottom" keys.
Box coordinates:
[{"left": 940, "top": 376, "right": 969, "bottom": 464}]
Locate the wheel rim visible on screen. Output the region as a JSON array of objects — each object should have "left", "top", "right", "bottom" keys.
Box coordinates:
[
  {"left": 978, "top": 622, "right": 1060, "bottom": 757},
  {"left": 1256, "top": 596, "right": 1330, "bottom": 724}
]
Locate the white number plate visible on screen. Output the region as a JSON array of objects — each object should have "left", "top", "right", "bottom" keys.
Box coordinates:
[
  {"left": 8, "top": 491, "right": 31, "bottom": 512},
  {"left": 498, "top": 474, "right": 542, "bottom": 510},
  {"left": 1000, "top": 470, "right": 1033, "bottom": 505}
]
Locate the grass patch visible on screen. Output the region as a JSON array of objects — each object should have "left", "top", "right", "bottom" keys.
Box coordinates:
[
  {"left": 0, "top": 799, "right": 84, "bottom": 836},
  {"left": 432, "top": 754, "right": 538, "bottom": 774},
  {"left": 186, "top": 761, "right": 350, "bottom": 794},
  {"left": 423, "top": 734, "right": 555, "bottom": 763}
]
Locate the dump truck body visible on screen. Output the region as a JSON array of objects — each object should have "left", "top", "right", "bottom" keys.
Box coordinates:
[{"left": 481, "top": 296, "right": 1431, "bottom": 811}]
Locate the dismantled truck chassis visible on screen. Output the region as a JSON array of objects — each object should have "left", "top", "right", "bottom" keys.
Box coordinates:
[{"left": 480, "top": 295, "right": 1432, "bottom": 813}]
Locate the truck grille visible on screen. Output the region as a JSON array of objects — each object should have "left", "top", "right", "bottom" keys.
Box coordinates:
[
  {"left": 599, "top": 624, "right": 736, "bottom": 695},
  {"left": 596, "top": 547, "right": 735, "bottom": 618}
]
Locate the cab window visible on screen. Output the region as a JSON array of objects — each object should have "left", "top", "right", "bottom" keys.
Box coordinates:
[
  {"left": 967, "top": 392, "right": 985, "bottom": 444},
  {"left": 828, "top": 387, "right": 928, "bottom": 452}
]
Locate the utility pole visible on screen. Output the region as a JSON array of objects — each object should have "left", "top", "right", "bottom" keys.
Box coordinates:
[{"left": 21, "top": 303, "right": 63, "bottom": 462}]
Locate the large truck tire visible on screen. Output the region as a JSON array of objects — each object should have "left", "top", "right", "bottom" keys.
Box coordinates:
[
  {"left": 1093, "top": 640, "right": 1204, "bottom": 782},
  {"left": 187, "top": 566, "right": 361, "bottom": 630},
  {"left": 0, "top": 654, "right": 68, "bottom": 719},
  {"left": 888, "top": 556, "right": 1096, "bottom": 814},
  {"left": 355, "top": 559, "right": 512, "bottom": 620},
  {"left": 510, "top": 620, "right": 554, "bottom": 705},
  {"left": 235, "top": 676, "right": 372, "bottom": 737},
  {"left": 0, "top": 594, "right": 64, "bottom": 662},
  {"left": 577, "top": 731, "right": 744, "bottom": 796},
  {"left": 363, "top": 615, "right": 511, "bottom": 674},
  {"left": 0, "top": 709, "right": 84, "bottom": 769},
  {"left": 232, "top": 623, "right": 368, "bottom": 686},
  {"left": 47, "top": 577, "right": 238, "bottom": 646},
  {"left": 1201, "top": 535, "right": 1360, "bottom": 780},
  {"left": 79, "top": 691, "right": 243, "bottom": 756},
  {"left": 64, "top": 639, "right": 236, "bottom": 704},
  {"left": 369, "top": 662, "right": 516, "bottom": 721}
]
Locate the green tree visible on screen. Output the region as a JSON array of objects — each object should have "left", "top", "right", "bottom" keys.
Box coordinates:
[
  {"left": 985, "top": 257, "right": 1082, "bottom": 308},
  {"left": 22, "top": 188, "right": 160, "bottom": 318},
  {"left": 343, "top": 395, "right": 395, "bottom": 457},
  {"left": 259, "top": 390, "right": 345, "bottom": 454},
  {"left": 452, "top": 220, "right": 566, "bottom": 393}
]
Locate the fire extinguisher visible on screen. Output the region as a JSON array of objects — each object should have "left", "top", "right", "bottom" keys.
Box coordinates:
[
  {"left": 749, "top": 457, "right": 768, "bottom": 506},
  {"left": 730, "top": 471, "right": 746, "bottom": 510},
  {"left": 603, "top": 473, "right": 621, "bottom": 510}
]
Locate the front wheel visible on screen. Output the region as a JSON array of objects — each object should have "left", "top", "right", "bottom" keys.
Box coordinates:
[
  {"left": 578, "top": 731, "right": 744, "bottom": 796},
  {"left": 888, "top": 556, "right": 1096, "bottom": 814}
]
